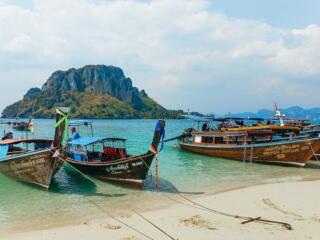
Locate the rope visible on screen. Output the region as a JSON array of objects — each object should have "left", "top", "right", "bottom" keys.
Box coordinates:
[
  {"left": 87, "top": 200, "right": 155, "bottom": 240},
  {"left": 139, "top": 150, "right": 292, "bottom": 230},
  {"left": 59, "top": 156, "right": 177, "bottom": 240},
  {"left": 308, "top": 140, "right": 319, "bottom": 161},
  {"left": 243, "top": 146, "right": 247, "bottom": 163},
  {"left": 150, "top": 162, "right": 292, "bottom": 231},
  {"left": 138, "top": 153, "right": 153, "bottom": 171},
  {"left": 59, "top": 150, "right": 293, "bottom": 235},
  {"left": 155, "top": 156, "right": 159, "bottom": 191},
  {"left": 132, "top": 209, "right": 177, "bottom": 240},
  {"left": 174, "top": 192, "right": 292, "bottom": 230}
]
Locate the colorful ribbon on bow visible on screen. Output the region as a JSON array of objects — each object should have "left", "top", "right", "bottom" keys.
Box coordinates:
[{"left": 54, "top": 108, "right": 70, "bottom": 144}]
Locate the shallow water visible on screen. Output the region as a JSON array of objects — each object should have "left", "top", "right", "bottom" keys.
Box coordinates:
[{"left": 0, "top": 119, "right": 320, "bottom": 234}]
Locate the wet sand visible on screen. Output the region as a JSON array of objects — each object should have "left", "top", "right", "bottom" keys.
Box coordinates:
[{"left": 3, "top": 180, "right": 320, "bottom": 240}]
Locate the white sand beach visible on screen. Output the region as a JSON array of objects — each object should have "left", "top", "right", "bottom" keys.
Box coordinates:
[{"left": 3, "top": 180, "right": 320, "bottom": 240}]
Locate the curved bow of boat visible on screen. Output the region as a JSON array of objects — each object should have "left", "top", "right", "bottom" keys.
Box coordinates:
[{"left": 148, "top": 119, "right": 166, "bottom": 155}]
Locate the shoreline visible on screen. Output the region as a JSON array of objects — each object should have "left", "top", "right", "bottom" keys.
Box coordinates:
[{"left": 3, "top": 179, "right": 320, "bottom": 240}]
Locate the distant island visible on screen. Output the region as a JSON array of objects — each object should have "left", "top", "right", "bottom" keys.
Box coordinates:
[
  {"left": 226, "top": 106, "right": 320, "bottom": 121},
  {"left": 2, "top": 65, "right": 183, "bottom": 119}
]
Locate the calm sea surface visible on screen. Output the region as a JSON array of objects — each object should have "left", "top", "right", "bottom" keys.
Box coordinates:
[{"left": 1, "top": 119, "right": 320, "bottom": 234}]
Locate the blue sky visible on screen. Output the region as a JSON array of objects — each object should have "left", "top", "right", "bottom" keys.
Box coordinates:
[
  {"left": 212, "top": 0, "right": 320, "bottom": 28},
  {"left": 0, "top": 0, "right": 319, "bottom": 114}
]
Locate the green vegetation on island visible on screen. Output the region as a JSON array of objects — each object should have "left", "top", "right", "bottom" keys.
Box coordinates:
[{"left": 2, "top": 65, "right": 183, "bottom": 119}]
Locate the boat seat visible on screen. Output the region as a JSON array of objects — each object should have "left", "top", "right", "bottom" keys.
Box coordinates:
[
  {"left": 102, "top": 147, "right": 126, "bottom": 161},
  {"left": 72, "top": 152, "right": 87, "bottom": 161}
]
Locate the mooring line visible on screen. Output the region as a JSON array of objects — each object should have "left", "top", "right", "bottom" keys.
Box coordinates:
[
  {"left": 177, "top": 192, "right": 292, "bottom": 230},
  {"left": 131, "top": 209, "right": 177, "bottom": 240},
  {"left": 59, "top": 157, "right": 155, "bottom": 240},
  {"left": 157, "top": 182, "right": 292, "bottom": 230},
  {"left": 59, "top": 156, "right": 177, "bottom": 240},
  {"left": 308, "top": 140, "right": 319, "bottom": 161},
  {"left": 145, "top": 154, "right": 292, "bottom": 230}
]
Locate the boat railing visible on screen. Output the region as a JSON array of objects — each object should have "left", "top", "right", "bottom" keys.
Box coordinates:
[{"left": 191, "top": 131, "right": 248, "bottom": 137}]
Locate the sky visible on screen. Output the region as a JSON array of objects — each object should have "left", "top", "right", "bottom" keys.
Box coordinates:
[{"left": 0, "top": 0, "right": 320, "bottom": 115}]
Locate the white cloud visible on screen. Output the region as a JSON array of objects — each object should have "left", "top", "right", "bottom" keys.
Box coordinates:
[{"left": 0, "top": 0, "right": 319, "bottom": 114}]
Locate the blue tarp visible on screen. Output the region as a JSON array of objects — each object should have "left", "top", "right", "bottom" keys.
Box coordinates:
[
  {"left": 181, "top": 114, "right": 214, "bottom": 122},
  {"left": 0, "top": 145, "right": 8, "bottom": 159},
  {"left": 68, "top": 136, "right": 106, "bottom": 146}
]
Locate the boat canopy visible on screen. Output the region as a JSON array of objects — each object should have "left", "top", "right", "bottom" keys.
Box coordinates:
[
  {"left": 268, "top": 116, "right": 308, "bottom": 121},
  {"left": 214, "top": 117, "right": 265, "bottom": 122},
  {"left": 182, "top": 115, "right": 266, "bottom": 122},
  {"left": 69, "top": 120, "right": 93, "bottom": 127},
  {"left": 181, "top": 114, "right": 214, "bottom": 122},
  {"left": 104, "top": 137, "right": 127, "bottom": 142},
  {"left": 68, "top": 136, "right": 127, "bottom": 146},
  {"left": 67, "top": 136, "right": 106, "bottom": 146},
  {"left": 300, "top": 129, "right": 320, "bottom": 134},
  {"left": 222, "top": 125, "right": 300, "bottom": 131}
]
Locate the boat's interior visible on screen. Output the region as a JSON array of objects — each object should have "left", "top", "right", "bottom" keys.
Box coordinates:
[
  {"left": 0, "top": 139, "right": 52, "bottom": 159},
  {"left": 186, "top": 129, "right": 314, "bottom": 146},
  {"left": 65, "top": 139, "right": 129, "bottom": 163}
]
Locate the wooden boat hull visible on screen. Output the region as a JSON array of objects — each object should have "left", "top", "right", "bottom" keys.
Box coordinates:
[
  {"left": 0, "top": 149, "right": 62, "bottom": 189},
  {"left": 64, "top": 152, "right": 155, "bottom": 187},
  {"left": 311, "top": 149, "right": 320, "bottom": 161},
  {"left": 179, "top": 138, "right": 320, "bottom": 166}
]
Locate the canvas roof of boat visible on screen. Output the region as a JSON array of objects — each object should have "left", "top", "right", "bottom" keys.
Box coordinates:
[
  {"left": 68, "top": 120, "right": 93, "bottom": 127},
  {"left": 181, "top": 114, "right": 214, "bottom": 122},
  {"left": 104, "top": 137, "right": 127, "bottom": 142},
  {"left": 193, "top": 132, "right": 248, "bottom": 137},
  {"left": 222, "top": 125, "right": 300, "bottom": 131},
  {"left": 68, "top": 136, "right": 126, "bottom": 146},
  {"left": 68, "top": 136, "right": 105, "bottom": 145},
  {"left": 214, "top": 117, "right": 265, "bottom": 122},
  {"left": 269, "top": 116, "right": 310, "bottom": 121},
  {"left": 300, "top": 129, "right": 320, "bottom": 134}
]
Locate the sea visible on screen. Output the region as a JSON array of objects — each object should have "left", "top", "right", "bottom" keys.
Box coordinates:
[{"left": 1, "top": 119, "right": 320, "bottom": 235}]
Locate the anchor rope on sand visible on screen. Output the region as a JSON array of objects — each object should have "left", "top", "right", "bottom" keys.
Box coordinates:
[
  {"left": 132, "top": 209, "right": 177, "bottom": 240},
  {"left": 308, "top": 140, "right": 319, "bottom": 161},
  {"left": 146, "top": 150, "right": 292, "bottom": 230},
  {"left": 58, "top": 156, "right": 177, "bottom": 240},
  {"left": 177, "top": 192, "right": 292, "bottom": 230},
  {"left": 157, "top": 181, "right": 292, "bottom": 231}
]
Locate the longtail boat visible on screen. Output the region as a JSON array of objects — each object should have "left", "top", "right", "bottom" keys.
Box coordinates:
[
  {"left": 178, "top": 130, "right": 320, "bottom": 166},
  {"left": 10, "top": 117, "right": 34, "bottom": 132},
  {"left": 62, "top": 120, "right": 165, "bottom": 187},
  {"left": 0, "top": 108, "right": 69, "bottom": 189},
  {"left": 166, "top": 114, "right": 320, "bottom": 166},
  {"left": 12, "top": 122, "right": 33, "bottom": 131}
]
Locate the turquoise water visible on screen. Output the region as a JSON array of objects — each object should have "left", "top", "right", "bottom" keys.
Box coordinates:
[{"left": 1, "top": 119, "right": 320, "bottom": 234}]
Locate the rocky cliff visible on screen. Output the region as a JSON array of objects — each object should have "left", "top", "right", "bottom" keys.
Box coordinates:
[{"left": 2, "top": 65, "right": 182, "bottom": 119}]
